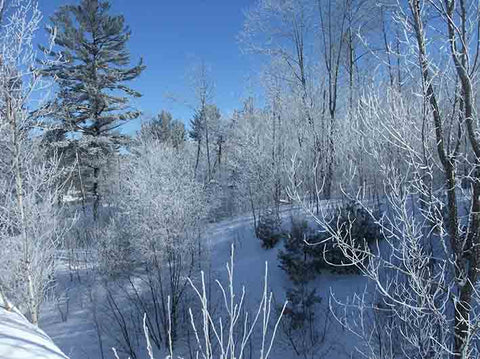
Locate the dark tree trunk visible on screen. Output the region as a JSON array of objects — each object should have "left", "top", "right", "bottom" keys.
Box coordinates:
[{"left": 93, "top": 166, "right": 100, "bottom": 222}]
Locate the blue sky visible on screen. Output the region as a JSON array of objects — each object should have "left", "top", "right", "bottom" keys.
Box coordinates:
[{"left": 38, "top": 0, "right": 262, "bottom": 134}]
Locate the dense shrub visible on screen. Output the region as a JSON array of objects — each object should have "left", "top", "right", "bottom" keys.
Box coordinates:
[
  {"left": 97, "top": 219, "right": 134, "bottom": 277},
  {"left": 283, "top": 286, "right": 321, "bottom": 330},
  {"left": 279, "top": 201, "right": 380, "bottom": 276},
  {"left": 277, "top": 219, "right": 325, "bottom": 357},
  {"left": 278, "top": 219, "right": 319, "bottom": 282},
  {"left": 335, "top": 201, "right": 380, "bottom": 245},
  {"left": 255, "top": 210, "right": 283, "bottom": 249},
  {"left": 316, "top": 201, "right": 380, "bottom": 274}
]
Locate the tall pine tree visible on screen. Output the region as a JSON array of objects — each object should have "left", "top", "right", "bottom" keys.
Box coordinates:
[{"left": 41, "top": 0, "right": 145, "bottom": 221}]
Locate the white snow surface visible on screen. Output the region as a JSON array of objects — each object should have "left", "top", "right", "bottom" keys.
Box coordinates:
[
  {"left": 32, "top": 207, "right": 366, "bottom": 358},
  {"left": 0, "top": 305, "right": 68, "bottom": 359}
]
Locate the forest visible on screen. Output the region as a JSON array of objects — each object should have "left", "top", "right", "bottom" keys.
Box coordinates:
[{"left": 1, "top": 0, "right": 480, "bottom": 358}]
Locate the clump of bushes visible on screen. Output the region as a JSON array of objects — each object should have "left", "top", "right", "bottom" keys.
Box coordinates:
[
  {"left": 255, "top": 210, "right": 284, "bottom": 249},
  {"left": 334, "top": 201, "right": 381, "bottom": 247},
  {"left": 279, "top": 201, "right": 381, "bottom": 276},
  {"left": 277, "top": 219, "right": 324, "bottom": 357},
  {"left": 97, "top": 219, "right": 134, "bottom": 277},
  {"left": 316, "top": 201, "right": 381, "bottom": 274},
  {"left": 278, "top": 219, "right": 319, "bottom": 281}
]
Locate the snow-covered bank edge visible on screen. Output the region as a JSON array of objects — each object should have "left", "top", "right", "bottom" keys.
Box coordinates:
[{"left": 0, "top": 299, "right": 68, "bottom": 359}]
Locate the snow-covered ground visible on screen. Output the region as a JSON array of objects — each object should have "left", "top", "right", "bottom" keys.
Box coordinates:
[
  {"left": 0, "top": 304, "right": 68, "bottom": 359},
  {"left": 33, "top": 208, "right": 366, "bottom": 359}
]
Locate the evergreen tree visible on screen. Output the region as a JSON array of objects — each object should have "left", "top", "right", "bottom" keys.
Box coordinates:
[
  {"left": 189, "top": 108, "right": 204, "bottom": 176},
  {"left": 189, "top": 104, "right": 221, "bottom": 180},
  {"left": 139, "top": 111, "right": 186, "bottom": 148},
  {"left": 41, "top": 0, "right": 145, "bottom": 220}
]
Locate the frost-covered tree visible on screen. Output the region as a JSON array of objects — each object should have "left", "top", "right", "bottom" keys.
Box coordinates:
[
  {"left": 100, "top": 136, "right": 208, "bottom": 351},
  {"left": 226, "top": 98, "right": 286, "bottom": 228},
  {"left": 0, "top": 0, "right": 69, "bottom": 325},
  {"left": 138, "top": 110, "right": 186, "bottom": 149},
  {"left": 41, "top": 0, "right": 145, "bottom": 221},
  {"left": 287, "top": 0, "right": 480, "bottom": 356},
  {"left": 187, "top": 61, "right": 219, "bottom": 182}
]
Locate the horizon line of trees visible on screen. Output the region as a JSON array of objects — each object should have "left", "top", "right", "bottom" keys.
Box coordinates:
[{"left": 3, "top": 0, "right": 480, "bottom": 358}]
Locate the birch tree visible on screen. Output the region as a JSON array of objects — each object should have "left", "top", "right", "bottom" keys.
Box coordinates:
[
  {"left": 288, "top": 1, "right": 480, "bottom": 355},
  {"left": 0, "top": 0, "right": 69, "bottom": 324}
]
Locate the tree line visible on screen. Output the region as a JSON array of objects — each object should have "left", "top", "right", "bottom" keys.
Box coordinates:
[{"left": 1, "top": 0, "right": 480, "bottom": 358}]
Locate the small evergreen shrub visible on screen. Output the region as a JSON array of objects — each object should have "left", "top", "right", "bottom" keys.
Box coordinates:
[
  {"left": 278, "top": 219, "right": 319, "bottom": 282},
  {"left": 277, "top": 219, "right": 325, "bottom": 357},
  {"left": 336, "top": 201, "right": 380, "bottom": 246},
  {"left": 256, "top": 210, "right": 283, "bottom": 249},
  {"left": 283, "top": 286, "right": 321, "bottom": 330},
  {"left": 316, "top": 201, "right": 380, "bottom": 274},
  {"left": 279, "top": 202, "right": 381, "bottom": 276}
]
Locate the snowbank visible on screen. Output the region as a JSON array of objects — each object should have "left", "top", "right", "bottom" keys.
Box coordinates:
[{"left": 0, "top": 304, "right": 68, "bottom": 359}]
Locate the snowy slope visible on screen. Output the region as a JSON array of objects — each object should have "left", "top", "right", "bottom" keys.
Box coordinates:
[
  {"left": 37, "top": 208, "right": 365, "bottom": 358},
  {"left": 0, "top": 304, "right": 68, "bottom": 359}
]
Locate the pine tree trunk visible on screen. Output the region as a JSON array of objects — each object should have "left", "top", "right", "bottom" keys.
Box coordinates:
[
  {"left": 194, "top": 140, "right": 201, "bottom": 177},
  {"left": 93, "top": 166, "right": 100, "bottom": 222},
  {"left": 75, "top": 149, "right": 87, "bottom": 216},
  {"left": 217, "top": 138, "right": 222, "bottom": 169},
  {"left": 205, "top": 117, "right": 212, "bottom": 182}
]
